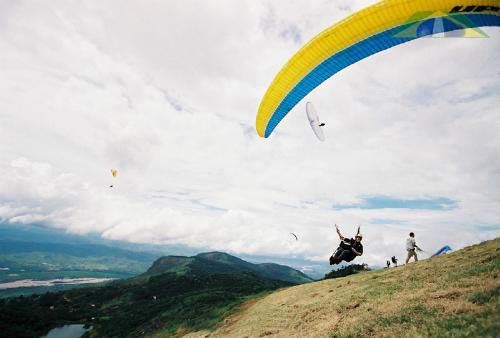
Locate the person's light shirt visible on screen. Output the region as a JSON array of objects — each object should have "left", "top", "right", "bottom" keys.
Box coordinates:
[{"left": 406, "top": 237, "right": 416, "bottom": 250}]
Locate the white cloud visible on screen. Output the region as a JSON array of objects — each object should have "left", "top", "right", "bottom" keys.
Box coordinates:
[{"left": 0, "top": 1, "right": 498, "bottom": 266}]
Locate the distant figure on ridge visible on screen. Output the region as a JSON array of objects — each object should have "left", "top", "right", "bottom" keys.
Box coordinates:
[
  {"left": 329, "top": 224, "right": 363, "bottom": 265},
  {"left": 386, "top": 260, "right": 391, "bottom": 268},
  {"left": 391, "top": 256, "right": 398, "bottom": 267},
  {"left": 406, "top": 232, "right": 422, "bottom": 264}
]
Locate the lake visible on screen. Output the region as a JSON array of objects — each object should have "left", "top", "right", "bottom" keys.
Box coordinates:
[{"left": 41, "top": 324, "right": 91, "bottom": 338}]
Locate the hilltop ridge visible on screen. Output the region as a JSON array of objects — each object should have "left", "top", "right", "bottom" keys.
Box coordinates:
[{"left": 145, "top": 251, "right": 314, "bottom": 284}]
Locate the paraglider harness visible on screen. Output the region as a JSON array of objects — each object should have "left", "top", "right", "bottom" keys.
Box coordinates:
[
  {"left": 329, "top": 224, "right": 363, "bottom": 265},
  {"left": 329, "top": 238, "right": 358, "bottom": 265}
]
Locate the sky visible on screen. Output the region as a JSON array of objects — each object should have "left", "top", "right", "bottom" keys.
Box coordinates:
[{"left": 0, "top": 0, "right": 499, "bottom": 266}]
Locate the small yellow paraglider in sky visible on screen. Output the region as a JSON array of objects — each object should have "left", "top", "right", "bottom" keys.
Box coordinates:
[{"left": 110, "top": 168, "right": 118, "bottom": 188}]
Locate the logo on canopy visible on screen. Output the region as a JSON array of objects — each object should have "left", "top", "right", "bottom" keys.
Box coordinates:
[{"left": 394, "top": 7, "right": 497, "bottom": 38}]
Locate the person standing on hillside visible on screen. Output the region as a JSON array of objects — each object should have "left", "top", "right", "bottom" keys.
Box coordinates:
[{"left": 406, "top": 232, "right": 422, "bottom": 264}]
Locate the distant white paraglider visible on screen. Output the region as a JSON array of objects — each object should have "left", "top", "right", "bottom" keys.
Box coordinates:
[{"left": 306, "top": 102, "right": 325, "bottom": 141}]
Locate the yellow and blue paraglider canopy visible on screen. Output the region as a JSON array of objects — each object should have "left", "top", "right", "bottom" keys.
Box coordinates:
[{"left": 256, "top": 0, "right": 500, "bottom": 138}]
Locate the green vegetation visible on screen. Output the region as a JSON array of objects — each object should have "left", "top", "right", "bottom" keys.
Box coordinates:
[
  {"left": 0, "top": 252, "right": 300, "bottom": 337},
  {"left": 3, "top": 233, "right": 497, "bottom": 338},
  {"left": 469, "top": 286, "right": 499, "bottom": 305},
  {"left": 0, "top": 240, "right": 156, "bottom": 282},
  {"left": 0, "top": 239, "right": 158, "bottom": 297},
  {"left": 146, "top": 252, "right": 314, "bottom": 284},
  {"left": 189, "top": 238, "right": 500, "bottom": 338},
  {"left": 324, "top": 264, "right": 368, "bottom": 280}
]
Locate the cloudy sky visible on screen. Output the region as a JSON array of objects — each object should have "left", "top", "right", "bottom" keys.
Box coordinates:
[{"left": 0, "top": 0, "right": 499, "bottom": 266}]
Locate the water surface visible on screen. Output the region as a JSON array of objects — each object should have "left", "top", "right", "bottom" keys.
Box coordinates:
[
  {"left": 41, "top": 324, "right": 91, "bottom": 338},
  {"left": 0, "top": 277, "right": 113, "bottom": 290}
]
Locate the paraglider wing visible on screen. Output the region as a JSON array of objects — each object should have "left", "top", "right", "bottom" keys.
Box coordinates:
[
  {"left": 305, "top": 102, "right": 325, "bottom": 141},
  {"left": 291, "top": 232, "right": 298, "bottom": 241},
  {"left": 256, "top": 0, "right": 500, "bottom": 138},
  {"left": 432, "top": 245, "right": 452, "bottom": 257}
]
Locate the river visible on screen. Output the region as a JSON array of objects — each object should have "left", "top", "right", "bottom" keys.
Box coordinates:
[{"left": 0, "top": 277, "right": 114, "bottom": 290}]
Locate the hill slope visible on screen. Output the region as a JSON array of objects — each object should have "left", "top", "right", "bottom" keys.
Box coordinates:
[
  {"left": 180, "top": 238, "right": 499, "bottom": 338},
  {"left": 145, "top": 252, "right": 314, "bottom": 284}
]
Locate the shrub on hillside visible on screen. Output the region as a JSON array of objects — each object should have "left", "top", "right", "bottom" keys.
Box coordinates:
[{"left": 324, "top": 264, "right": 368, "bottom": 280}]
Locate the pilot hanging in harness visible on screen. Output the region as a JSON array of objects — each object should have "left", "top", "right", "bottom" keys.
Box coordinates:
[{"left": 329, "top": 224, "right": 363, "bottom": 265}]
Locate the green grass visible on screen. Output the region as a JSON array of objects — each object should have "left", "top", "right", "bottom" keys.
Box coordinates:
[
  {"left": 331, "top": 239, "right": 500, "bottom": 338},
  {"left": 430, "top": 308, "right": 499, "bottom": 337},
  {"left": 469, "top": 286, "right": 499, "bottom": 305},
  {"left": 153, "top": 291, "right": 273, "bottom": 337},
  {"left": 192, "top": 238, "right": 500, "bottom": 338}
]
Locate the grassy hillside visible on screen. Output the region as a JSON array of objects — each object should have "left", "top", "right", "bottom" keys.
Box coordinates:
[{"left": 182, "top": 238, "right": 499, "bottom": 338}]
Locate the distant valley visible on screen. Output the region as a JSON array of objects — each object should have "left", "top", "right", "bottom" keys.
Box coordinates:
[
  {"left": 0, "top": 223, "right": 329, "bottom": 299},
  {"left": 0, "top": 238, "right": 158, "bottom": 298}
]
